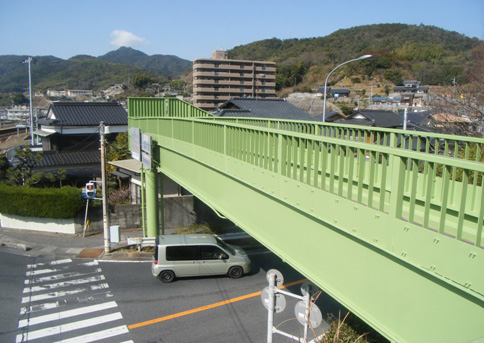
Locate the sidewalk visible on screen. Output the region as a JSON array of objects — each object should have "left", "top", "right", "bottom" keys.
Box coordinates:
[
  {"left": 0, "top": 226, "right": 262, "bottom": 261},
  {"left": 0, "top": 227, "right": 152, "bottom": 261}
]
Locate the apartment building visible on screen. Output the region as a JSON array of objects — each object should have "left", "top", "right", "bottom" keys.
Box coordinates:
[{"left": 193, "top": 50, "right": 276, "bottom": 111}]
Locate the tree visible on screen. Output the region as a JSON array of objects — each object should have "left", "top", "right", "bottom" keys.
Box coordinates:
[
  {"left": 11, "top": 93, "right": 28, "bottom": 105},
  {"left": 0, "top": 155, "right": 9, "bottom": 180},
  {"left": 132, "top": 74, "right": 152, "bottom": 89},
  {"left": 430, "top": 45, "right": 484, "bottom": 135},
  {"left": 106, "top": 132, "right": 130, "bottom": 190},
  {"left": 7, "top": 147, "right": 44, "bottom": 186}
]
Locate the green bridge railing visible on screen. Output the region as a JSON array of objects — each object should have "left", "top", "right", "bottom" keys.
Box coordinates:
[
  {"left": 129, "top": 98, "right": 484, "bottom": 249},
  {"left": 128, "top": 97, "right": 484, "bottom": 342}
]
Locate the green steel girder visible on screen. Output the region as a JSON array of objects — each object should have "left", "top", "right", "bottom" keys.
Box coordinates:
[
  {"left": 128, "top": 98, "right": 484, "bottom": 342},
  {"left": 150, "top": 136, "right": 484, "bottom": 343}
]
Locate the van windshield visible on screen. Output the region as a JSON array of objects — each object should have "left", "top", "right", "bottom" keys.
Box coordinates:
[{"left": 215, "top": 237, "right": 235, "bottom": 255}]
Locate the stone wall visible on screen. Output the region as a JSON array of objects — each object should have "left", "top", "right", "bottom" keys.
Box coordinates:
[{"left": 85, "top": 195, "right": 199, "bottom": 235}]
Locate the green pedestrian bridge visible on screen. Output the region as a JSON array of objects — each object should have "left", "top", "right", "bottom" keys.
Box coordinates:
[{"left": 128, "top": 97, "right": 484, "bottom": 342}]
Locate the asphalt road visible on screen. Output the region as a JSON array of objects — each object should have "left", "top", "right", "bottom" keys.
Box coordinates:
[
  {"left": 101, "top": 250, "right": 315, "bottom": 343},
  {"left": 0, "top": 245, "right": 344, "bottom": 343},
  {"left": 0, "top": 252, "right": 35, "bottom": 343}
]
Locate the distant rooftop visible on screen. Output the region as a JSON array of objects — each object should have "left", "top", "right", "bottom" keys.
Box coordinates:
[
  {"left": 40, "top": 102, "right": 127, "bottom": 126},
  {"left": 215, "top": 97, "right": 321, "bottom": 121}
]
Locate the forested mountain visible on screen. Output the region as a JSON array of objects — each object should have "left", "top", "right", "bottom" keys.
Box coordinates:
[
  {"left": 100, "top": 47, "right": 192, "bottom": 77},
  {"left": 227, "top": 24, "right": 483, "bottom": 91},
  {"left": 0, "top": 48, "right": 192, "bottom": 93},
  {"left": 1, "top": 24, "right": 482, "bottom": 96}
]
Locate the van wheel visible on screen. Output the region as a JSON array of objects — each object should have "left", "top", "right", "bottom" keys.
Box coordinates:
[
  {"left": 158, "top": 270, "right": 175, "bottom": 283},
  {"left": 228, "top": 266, "right": 243, "bottom": 279}
]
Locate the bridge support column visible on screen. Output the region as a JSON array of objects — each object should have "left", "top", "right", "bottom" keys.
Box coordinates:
[{"left": 145, "top": 168, "right": 159, "bottom": 237}]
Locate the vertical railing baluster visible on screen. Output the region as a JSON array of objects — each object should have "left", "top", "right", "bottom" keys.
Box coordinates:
[{"left": 457, "top": 170, "right": 469, "bottom": 241}]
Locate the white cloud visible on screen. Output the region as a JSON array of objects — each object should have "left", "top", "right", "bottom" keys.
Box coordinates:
[{"left": 110, "top": 30, "right": 146, "bottom": 48}]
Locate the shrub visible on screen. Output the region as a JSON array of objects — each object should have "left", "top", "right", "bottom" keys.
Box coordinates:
[{"left": 0, "top": 184, "right": 85, "bottom": 219}]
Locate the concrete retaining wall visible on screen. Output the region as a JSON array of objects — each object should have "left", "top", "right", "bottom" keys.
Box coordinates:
[
  {"left": 0, "top": 195, "right": 219, "bottom": 236},
  {"left": 0, "top": 214, "right": 81, "bottom": 235},
  {"left": 87, "top": 195, "right": 197, "bottom": 234}
]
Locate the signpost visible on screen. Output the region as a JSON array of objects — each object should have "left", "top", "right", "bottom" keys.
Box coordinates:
[{"left": 262, "top": 270, "right": 324, "bottom": 343}]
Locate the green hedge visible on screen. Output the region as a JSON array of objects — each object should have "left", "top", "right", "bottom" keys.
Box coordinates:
[{"left": 0, "top": 184, "right": 85, "bottom": 219}]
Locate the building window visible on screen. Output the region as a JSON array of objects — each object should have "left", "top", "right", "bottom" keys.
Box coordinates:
[
  {"left": 240, "top": 80, "right": 244, "bottom": 84},
  {"left": 262, "top": 66, "right": 266, "bottom": 70},
  {"left": 214, "top": 71, "right": 219, "bottom": 75}
]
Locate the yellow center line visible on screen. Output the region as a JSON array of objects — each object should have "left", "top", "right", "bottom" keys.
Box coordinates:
[{"left": 128, "top": 278, "right": 308, "bottom": 330}]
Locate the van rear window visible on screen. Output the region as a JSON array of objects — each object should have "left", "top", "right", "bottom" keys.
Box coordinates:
[{"left": 166, "top": 246, "right": 198, "bottom": 261}]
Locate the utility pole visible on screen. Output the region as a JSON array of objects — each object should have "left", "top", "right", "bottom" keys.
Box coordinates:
[
  {"left": 100, "top": 122, "right": 110, "bottom": 253},
  {"left": 22, "top": 57, "right": 34, "bottom": 145}
]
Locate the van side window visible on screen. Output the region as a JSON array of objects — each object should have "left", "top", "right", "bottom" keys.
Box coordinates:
[
  {"left": 166, "top": 246, "right": 198, "bottom": 261},
  {"left": 200, "top": 245, "right": 226, "bottom": 260}
]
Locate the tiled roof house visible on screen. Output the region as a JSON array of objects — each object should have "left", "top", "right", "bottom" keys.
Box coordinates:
[
  {"left": 214, "top": 97, "right": 322, "bottom": 121},
  {"left": 34, "top": 102, "right": 128, "bottom": 181}
]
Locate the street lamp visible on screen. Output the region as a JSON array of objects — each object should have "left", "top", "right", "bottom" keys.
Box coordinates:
[
  {"left": 22, "top": 57, "right": 34, "bottom": 145},
  {"left": 322, "top": 54, "right": 372, "bottom": 122}
]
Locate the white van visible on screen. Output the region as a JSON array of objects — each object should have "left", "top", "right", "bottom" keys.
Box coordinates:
[{"left": 151, "top": 234, "right": 251, "bottom": 283}]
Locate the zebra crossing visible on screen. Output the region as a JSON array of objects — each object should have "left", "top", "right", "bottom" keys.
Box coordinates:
[{"left": 17, "top": 258, "right": 133, "bottom": 343}]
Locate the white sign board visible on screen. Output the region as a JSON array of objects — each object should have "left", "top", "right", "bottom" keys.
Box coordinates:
[
  {"left": 130, "top": 127, "right": 141, "bottom": 161},
  {"left": 141, "top": 133, "right": 152, "bottom": 169}
]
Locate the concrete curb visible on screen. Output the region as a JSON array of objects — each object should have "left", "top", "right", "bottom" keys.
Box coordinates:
[{"left": 0, "top": 240, "right": 31, "bottom": 251}]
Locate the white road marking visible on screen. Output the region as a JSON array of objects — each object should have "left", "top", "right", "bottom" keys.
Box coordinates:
[
  {"left": 15, "top": 312, "right": 123, "bottom": 342},
  {"left": 25, "top": 268, "right": 103, "bottom": 284},
  {"left": 27, "top": 259, "right": 72, "bottom": 268},
  {"left": 23, "top": 275, "right": 105, "bottom": 293},
  {"left": 51, "top": 325, "right": 129, "bottom": 343},
  {"left": 25, "top": 261, "right": 99, "bottom": 277},
  {"left": 20, "top": 292, "right": 114, "bottom": 314},
  {"left": 18, "top": 301, "right": 118, "bottom": 328},
  {"left": 26, "top": 268, "right": 60, "bottom": 276},
  {"left": 21, "top": 283, "right": 110, "bottom": 304},
  {"left": 20, "top": 301, "right": 59, "bottom": 315}
]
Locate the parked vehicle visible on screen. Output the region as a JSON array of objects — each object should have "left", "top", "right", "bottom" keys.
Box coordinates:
[{"left": 151, "top": 234, "right": 251, "bottom": 283}]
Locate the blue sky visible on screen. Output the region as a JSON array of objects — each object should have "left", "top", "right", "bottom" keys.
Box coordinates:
[{"left": 1, "top": 0, "right": 483, "bottom": 61}]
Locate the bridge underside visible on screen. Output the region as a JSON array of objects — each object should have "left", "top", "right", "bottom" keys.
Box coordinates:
[{"left": 155, "top": 138, "right": 484, "bottom": 343}]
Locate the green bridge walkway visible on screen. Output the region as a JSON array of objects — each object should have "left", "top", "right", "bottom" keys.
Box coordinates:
[{"left": 128, "top": 97, "right": 484, "bottom": 343}]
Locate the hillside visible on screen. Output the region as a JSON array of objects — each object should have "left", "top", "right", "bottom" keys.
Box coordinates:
[
  {"left": 0, "top": 48, "right": 192, "bottom": 93},
  {"left": 227, "top": 24, "right": 483, "bottom": 94},
  {"left": 100, "top": 47, "right": 192, "bottom": 77}
]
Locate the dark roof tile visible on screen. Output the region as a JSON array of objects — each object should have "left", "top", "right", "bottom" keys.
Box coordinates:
[
  {"left": 36, "top": 150, "right": 100, "bottom": 167},
  {"left": 216, "top": 97, "right": 320, "bottom": 122},
  {"left": 45, "top": 102, "right": 127, "bottom": 126}
]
